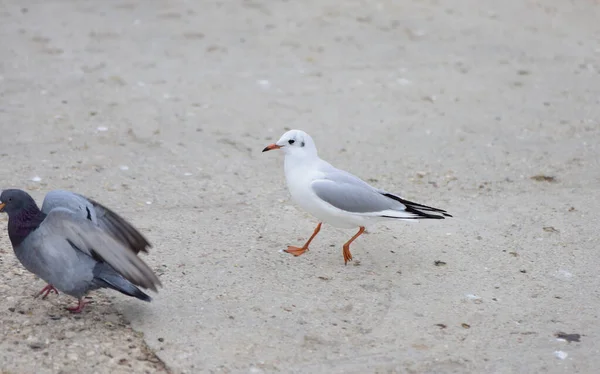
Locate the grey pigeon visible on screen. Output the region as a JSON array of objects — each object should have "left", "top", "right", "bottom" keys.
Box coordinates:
[
  {"left": 34, "top": 189, "right": 153, "bottom": 299},
  {"left": 0, "top": 189, "right": 161, "bottom": 313}
]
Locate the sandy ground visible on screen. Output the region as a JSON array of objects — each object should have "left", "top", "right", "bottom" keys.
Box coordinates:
[{"left": 1, "top": 0, "right": 600, "bottom": 373}]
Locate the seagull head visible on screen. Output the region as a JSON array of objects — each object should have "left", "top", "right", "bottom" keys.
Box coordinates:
[{"left": 262, "top": 129, "right": 318, "bottom": 158}]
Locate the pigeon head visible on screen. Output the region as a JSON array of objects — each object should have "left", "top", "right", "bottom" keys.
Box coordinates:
[
  {"left": 0, "top": 189, "right": 38, "bottom": 216},
  {"left": 262, "top": 129, "right": 318, "bottom": 158}
]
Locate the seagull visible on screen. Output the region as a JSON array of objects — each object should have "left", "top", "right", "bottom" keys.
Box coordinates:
[
  {"left": 0, "top": 189, "right": 161, "bottom": 313},
  {"left": 262, "top": 129, "right": 452, "bottom": 265}
]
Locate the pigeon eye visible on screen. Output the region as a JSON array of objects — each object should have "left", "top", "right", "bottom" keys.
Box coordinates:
[{"left": 288, "top": 139, "right": 295, "bottom": 145}]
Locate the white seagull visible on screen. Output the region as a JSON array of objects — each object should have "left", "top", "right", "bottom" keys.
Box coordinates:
[{"left": 262, "top": 129, "right": 452, "bottom": 265}]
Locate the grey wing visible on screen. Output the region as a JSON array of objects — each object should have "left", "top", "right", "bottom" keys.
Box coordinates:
[
  {"left": 319, "top": 163, "right": 376, "bottom": 190},
  {"left": 43, "top": 190, "right": 151, "bottom": 254},
  {"left": 42, "top": 190, "right": 97, "bottom": 221},
  {"left": 42, "top": 209, "right": 161, "bottom": 291},
  {"left": 311, "top": 178, "right": 406, "bottom": 214},
  {"left": 75, "top": 194, "right": 151, "bottom": 254},
  {"left": 318, "top": 165, "right": 452, "bottom": 219}
]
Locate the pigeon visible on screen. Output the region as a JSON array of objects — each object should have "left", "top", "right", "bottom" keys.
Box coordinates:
[
  {"left": 0, "top": 189, "right": 161, "bottom": 313},
  {"left": 34, "top": 189, "right": 153, "bottom": 300},
  {"left": 263, "top": 129, "right": 452, "bottom": 264}
]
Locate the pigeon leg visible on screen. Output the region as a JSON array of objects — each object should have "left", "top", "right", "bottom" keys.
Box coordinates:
[
  {"left": 284, "top": 222, "right": 322, "bottom": 257},
  {"left": 342, "top": 226, "right": 365, "bottom": 265},
  {"left": 39, "top": 284, "right": 59, "bottom": 299},
  {"left": 66, "top": 299, "right": 87, "bottom": 313}
]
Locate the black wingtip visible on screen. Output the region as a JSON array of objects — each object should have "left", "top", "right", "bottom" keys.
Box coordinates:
[
  {"left": 135, "top": 290, "right": 152, "bottom": 302},
  {"left": 381, "top": 193, "right": 452, "bottom": 219}
]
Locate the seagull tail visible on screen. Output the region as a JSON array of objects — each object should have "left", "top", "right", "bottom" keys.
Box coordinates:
[{"left": 380, "top": 192, "right": 452, "bottom": 219}]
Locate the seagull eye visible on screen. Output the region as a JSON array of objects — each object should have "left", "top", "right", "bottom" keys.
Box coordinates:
[{"left": 288, "top": 139, "right": 295, "bottom": 145}]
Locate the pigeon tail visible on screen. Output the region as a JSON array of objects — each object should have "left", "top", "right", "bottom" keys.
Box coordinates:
[{"left": 93, "top": 263, "right": 152, "bottom": 302}]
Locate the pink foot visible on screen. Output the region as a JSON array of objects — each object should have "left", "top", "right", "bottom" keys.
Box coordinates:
[
  {"left": 66, "top": 299, "right": 87, "bottom": 313},
  {"left": 39, "top": 284, "right": 59, "bottom": 299}
]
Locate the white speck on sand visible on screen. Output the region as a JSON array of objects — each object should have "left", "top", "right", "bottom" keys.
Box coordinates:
[
  {"left": 257, "top": 79, "right": 270, "bottom": 88},
  {"left": 554, "top": 351, "right": 568, "bottom": 360},
  {"left": 556, "top": 269, "right": 573, "bottom": 279}
]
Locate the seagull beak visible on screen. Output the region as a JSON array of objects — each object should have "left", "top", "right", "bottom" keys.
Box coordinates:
[
  {"left": 262, "top": 144, "right": 281, "bottom": 152},
  {"left": 0, "top": 202, "right": 5, "bottom": 212}
]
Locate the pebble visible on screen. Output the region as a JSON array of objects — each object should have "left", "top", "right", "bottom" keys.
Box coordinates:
[{"left": 28, "top": 341, "right": 44, "bottom": 350}]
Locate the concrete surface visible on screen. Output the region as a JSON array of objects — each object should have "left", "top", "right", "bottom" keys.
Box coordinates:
[{"left": 1, "top": 0, "right": 600, "bottom": 373}]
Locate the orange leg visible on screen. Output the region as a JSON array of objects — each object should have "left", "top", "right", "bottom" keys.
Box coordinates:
[
  {"left": 342, "top": 227, "right": 365, "bottom": 265},
  {"left": 284, "top": 222, "right": 322, "bottom": 257}
]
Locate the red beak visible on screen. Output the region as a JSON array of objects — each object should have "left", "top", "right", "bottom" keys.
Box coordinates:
[{"left": 262, "top": 144, "right": 282, "bottom": 152}]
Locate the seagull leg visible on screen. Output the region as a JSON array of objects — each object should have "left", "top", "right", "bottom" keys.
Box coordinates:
[
  {"left": 284, "top": 222, "right": 322, "bottom": 257},
  {"left": 66, "top": 299, "right": 87, "bottom": 313},
  {"left": 342, "top": 227, "right": 365, "bottom": 265},
  {"left": 38, "top": 284, "right": 59, "bottom": 299}
]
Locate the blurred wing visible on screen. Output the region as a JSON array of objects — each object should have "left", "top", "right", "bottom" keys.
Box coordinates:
[
  {"left": 42, "top": 190, "right": 95, "bottom": 220},
  {"left": 77, "top": 194, "right": 151, "bottom": 254},
  {"left": 42, "top": 209, "right": 161, "bottom": 291}
]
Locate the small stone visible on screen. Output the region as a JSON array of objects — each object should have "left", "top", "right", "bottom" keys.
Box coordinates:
[
  {"left": 28, "top": 342, "right": 44, "bottom": 350},
  {"left": 543, "top": 226, "right": 559, "bottom": 233},
  {"left": 531, "top": 175, "right": 556, "bottom": 182}
]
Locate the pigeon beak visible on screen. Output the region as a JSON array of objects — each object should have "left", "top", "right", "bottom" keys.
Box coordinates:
[
  {"left": 262, "top": 144, "right": 282, "bottom": 152},
  {"left": 0, "top": 202, "right": 5, "bottom": 212}
]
